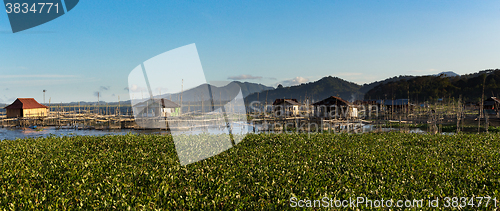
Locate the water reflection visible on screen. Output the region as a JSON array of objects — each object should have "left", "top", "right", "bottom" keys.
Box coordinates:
[
  {"left": 0, "top": 121, "right": 252, "bottom": 141},
  {"left": 0, "top": 127, "right": 138, "bottom": 140},
  {"left": 0, "top": 123, "right": 448, "bottom": 141}
]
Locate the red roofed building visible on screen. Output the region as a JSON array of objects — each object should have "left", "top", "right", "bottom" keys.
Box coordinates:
[{"left": 4, "top": 98, "right": 49, "bottom": 118}]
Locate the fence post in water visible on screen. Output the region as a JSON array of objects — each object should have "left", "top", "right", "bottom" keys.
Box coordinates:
[
  {"left": 485, "top": 114, "right": 489, "bottom": 133},
  {"left": 478, "top": 110, "right": 481, "bottom": 134},
  {"left": 399, "top": 116, "right": 401, "bottom": 133}
]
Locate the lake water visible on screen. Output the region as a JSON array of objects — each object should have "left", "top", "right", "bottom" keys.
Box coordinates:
[
  {"left": 0, "top": 127, "right": 142, "bottom": 141},
  {"left": 0, "top": 123, "right": 433, "bottom": 141},
  {"left": 0, "top": 122, "right": 253, "bottom": 141}
]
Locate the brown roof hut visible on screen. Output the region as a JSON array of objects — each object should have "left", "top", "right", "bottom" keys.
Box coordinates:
[
  {"left": 4, "top": 98, "right": 49, "bottom": 118},
  {"left": 312, "top": 96, "right": 352, "bottom": 118}
]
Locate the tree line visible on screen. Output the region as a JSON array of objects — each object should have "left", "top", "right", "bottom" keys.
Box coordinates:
[{"left": 364, "top": 69, "right": 500, "bottom": 103}]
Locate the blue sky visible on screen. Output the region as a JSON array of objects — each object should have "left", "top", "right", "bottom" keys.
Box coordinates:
[{"left": 1, "top": 0, "right": 500, "bottom": 103}]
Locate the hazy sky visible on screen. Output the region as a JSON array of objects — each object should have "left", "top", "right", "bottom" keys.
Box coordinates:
[{"left": 1, "top": 0, "right": 500, "bottom": 103}]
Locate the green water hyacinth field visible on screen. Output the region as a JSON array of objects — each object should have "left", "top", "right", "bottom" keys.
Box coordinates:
[{"left": 1, "top": 133, "right": 500, "bottom": 209}]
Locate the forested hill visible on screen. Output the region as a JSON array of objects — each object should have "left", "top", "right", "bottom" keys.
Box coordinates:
[
  {"left": 359, "top": 75, "right": 415, "bottom": 93},
  {"left": 244, "top": 76, "right": 363, "bottom": 104},
  {"left": 364, "top": 69, "right": 500, "bottom": 102}
]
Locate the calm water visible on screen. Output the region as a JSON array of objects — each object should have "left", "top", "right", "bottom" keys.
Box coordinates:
[
  {"left": 0, "top": 122, "right": 253, "bottom": 141},
  {"left": 0, "top": 123, "right": 433, "bottom": 141},
  {"left": 0, "top": 127, "right": 143, "bottom": 140}
]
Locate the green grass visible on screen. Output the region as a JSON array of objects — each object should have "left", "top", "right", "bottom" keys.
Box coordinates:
[{"left": 1, "top": 133, "right": 500, "bottom": 209}]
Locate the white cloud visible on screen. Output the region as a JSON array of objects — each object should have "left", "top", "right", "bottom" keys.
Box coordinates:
[
  {"left": 128, "top": 84, "right": 147, "bottom": 92},
  {"left": 278, "top": 77, "right": 309, "bottom": 87},
  {"left": 228, "top": 74, "right": 263, "bottom": 80}
]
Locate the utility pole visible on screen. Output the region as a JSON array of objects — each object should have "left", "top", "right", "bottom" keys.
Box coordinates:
[
  {"left": 180, "top": 79, "right": 183, "bottom": 115},
  {"left": 479, "top": 74, "right": 487, "bottom": 133},
  {"left": 481, "top": 74, "right": 486, "bottom": 118},
  {"left": 407, "top": 84, "right": 410, "bottom": 119}
]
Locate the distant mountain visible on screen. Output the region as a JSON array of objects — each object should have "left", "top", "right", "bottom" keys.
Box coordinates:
[
  {"left": 9, "top": 69, "right": 495, "bottom": 107},
  {"left": 244, "top": 76, "right": 363, "bottom": 104},
  {"left": 358, "top": 71, "right": 459, "bottom": 94},
  {"left": 458, "top": 69, "right": 495, "bottom": 79},
  {"left": 55, "top": 101, "right": 129, "bottom": 106},
  {"left": 243, "top": 69, "right": 495, "bottom": 105},
  {"left": 233, "top": 81, "right": 274, "bottom": 97},
  {"left": 433, "top": 71, "right": 460, "bottom": 77},
  {"left": 364, "top": 69, "right": 500, "bottom": 102},
  {"left": 48, "top": 81, "right": 272, "bottom": 107},
  {"left": 359, "top": 75, "right": 415, "bottom": 93},
  {"left": 155, "top": 81, "right": 273, "bottom": 103}
]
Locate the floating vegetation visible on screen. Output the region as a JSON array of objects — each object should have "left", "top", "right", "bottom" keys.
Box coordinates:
[{"left": 0, "top": 133, "right": 499, "bottom": 209}]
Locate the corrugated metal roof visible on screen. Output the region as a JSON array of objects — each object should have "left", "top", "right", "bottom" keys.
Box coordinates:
[
  {"left": 4, "top": 98, "right": 48, "bottom": 109},
  {"left": 273, "top": 99, "right": 300, "bottom": 105},
  {"left": 312, "top": 96, "right": 350, "bottom": 106}
]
